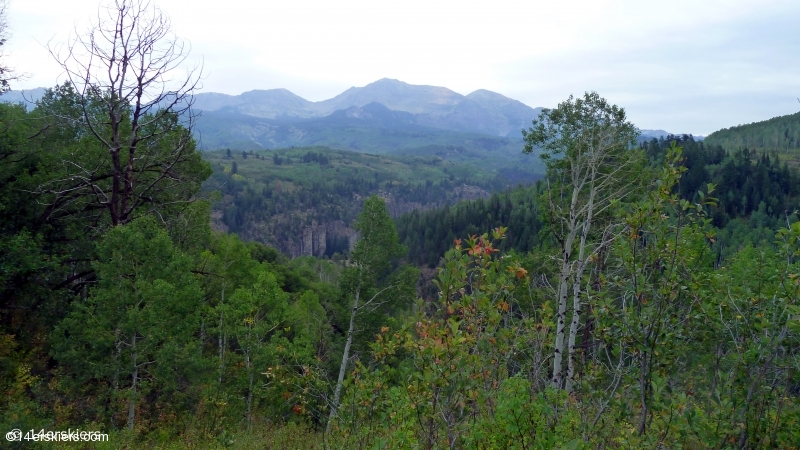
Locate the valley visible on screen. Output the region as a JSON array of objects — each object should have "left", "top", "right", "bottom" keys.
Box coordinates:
[{"left": 203, "top": 146, "right": 534, "bottom": 257}]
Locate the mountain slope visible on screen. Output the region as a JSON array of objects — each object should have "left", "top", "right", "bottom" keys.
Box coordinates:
[
  {"left": 192, "top": 88, "right": 315, "bottom": 118},
  {"left": 704, "top": 111, "right": 800, "bottom": 153},
  {"left": 466, "top": 89, "right": 544, "bottom": 138},
  {"left": 313, "top": 78, "right": 465, "bottom": 116},
  {"left": 192, "top": 78, "right": 542, "bottom": 138},
  {"left": 0, "top": 88, "right": 46, "bottom": 110},
  {"left": 192, "top": 101, "right": 544, "bottom": 174}
]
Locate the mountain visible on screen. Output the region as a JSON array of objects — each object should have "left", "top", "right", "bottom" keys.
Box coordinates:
[
  {"left": 466, "top": 89, "right": 544, "bottom": 138},
  {"left": 313, "top": 78, "right": 465, "bottom": 116},
  {"left": 640, "top": 129, "right": 671, "bottom": 139},
  {"left": 192, "top": 88, "right": 315, "bottom": 118},
  {"left": 192, "top": 102, "right": 540, "bottom": 175},
  {"left": 1, "top": 88, "right": 47, "bottom": 110},
  {"left": 192, "top": 79, "right": 543, "bottom": 138}
]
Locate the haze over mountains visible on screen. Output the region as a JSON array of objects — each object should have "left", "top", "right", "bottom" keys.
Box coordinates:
[
  {"left": 192, "top": 78, "right": 542, "bottom": 139},
  {"left": 1, "top": 80, "right": 702, "bottom": 152},
  {"left": 1, "top": 87, "right": 46, "bottom": 108}
]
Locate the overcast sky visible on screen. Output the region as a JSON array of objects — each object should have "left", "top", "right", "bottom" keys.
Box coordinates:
[{"left": 6, "top": 0, "right": 800, "bottom": 135}]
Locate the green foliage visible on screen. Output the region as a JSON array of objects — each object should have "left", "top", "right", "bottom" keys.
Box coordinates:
[
  {"left": 52, "top": 217, "right": 205, "bottom": 429},
  {"left": 31, "top": 84, "right": 213, "bottom": 229},
  {"left": 352, "top": 195, "right": 406, "bottom": 274},
  {"left": 593, "top": 143, "right": 716, "bottom": 438},
  {"left": 641, "top": 134, "right": 800, "bottom": 262},
  {"left": 704, "top": 110, "right": 800, "bottom": 154},
  {"left": 466, "top": 379, "right": 583, "bottom": 450},
  {"left": 396, "top": 183, "right": 544, "bottom": 267},
  {"left": 522, "top": 91, "right": 639, "bottom": 163},
  {"left": 327, "top": 196, "right": 419, "bottom": 433},
  {"left": 326, "top": 142, "right": 800, "bottom": 449},
  {"left": 202, "top": 146, "right": 531, "bottom": 257},
  {"left": 331, "top": 229, "right": 552, "bottom": 447}
]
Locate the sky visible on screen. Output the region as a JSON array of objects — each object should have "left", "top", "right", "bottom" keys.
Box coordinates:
[{"left": 5, "top": 0, "right": 800, "bottom": 136}]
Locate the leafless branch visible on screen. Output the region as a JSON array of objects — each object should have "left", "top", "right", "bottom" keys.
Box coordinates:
[{"left": 42, "top": 0, "right": 203, "bottom": 229}]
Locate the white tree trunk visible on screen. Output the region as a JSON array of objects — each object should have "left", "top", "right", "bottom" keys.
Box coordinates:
[
  {"left": 552, "top": 230, "right": 576, "bottom": 389},
  {"left": 552, "top": 181, "right": 582, "bottom": 389},
  {"left": 327, "top": 278, "right": 362, "bottom": 434},
  {"left": 566, "top": 169, "right": 597, "bottom": 392}
]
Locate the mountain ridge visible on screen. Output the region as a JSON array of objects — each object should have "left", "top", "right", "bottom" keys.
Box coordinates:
[
  {"left": 191, "top": 78, "right": 543, "bottom": 138},
  {"left": 2, "top": 82, "right": 709, "bottom": 144}
]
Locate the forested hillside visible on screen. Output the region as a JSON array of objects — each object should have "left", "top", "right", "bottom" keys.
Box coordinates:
[
  {"left": 203, "top": 146, "right": 531, "bottom": 257},
  {"left": 643, "top": 134, "right": 800, "bottom": 261},
  {"left": 704, "top": 111, "right": 800, "bottom": 160},
  {"left": 397, "top": 133, "right": 800, "bottom": 270},
  {"left": 396, "top": 184, "right": 543, "bottom": 267}
]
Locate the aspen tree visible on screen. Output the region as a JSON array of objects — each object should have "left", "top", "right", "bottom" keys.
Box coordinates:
[{"left": 523, "top": 92, "right": 642, "bottom": 390}]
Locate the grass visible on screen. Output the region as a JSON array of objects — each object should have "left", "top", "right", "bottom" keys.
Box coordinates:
[{"left": 202, "top": 146, "right": 519, "bottom": 192}]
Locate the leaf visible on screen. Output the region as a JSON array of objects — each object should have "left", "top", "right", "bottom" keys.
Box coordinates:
[{"left": 559, "top": 438, "right": 582, "bottom": 450}]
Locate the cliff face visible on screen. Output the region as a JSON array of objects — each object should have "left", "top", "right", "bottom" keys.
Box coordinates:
[
  {"left": 211, "top": 184, "right": 491, "bottom": 258},
  {"left": 292, "top": 220, "right": 356, "bottom": 258}
]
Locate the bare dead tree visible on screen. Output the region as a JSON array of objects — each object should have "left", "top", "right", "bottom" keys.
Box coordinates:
[
  {"left": 0, "top": 0, "right": 25, "bottom": 92},
  {"left": 42, "top": 0, "right": 204, "bottom": 228}
]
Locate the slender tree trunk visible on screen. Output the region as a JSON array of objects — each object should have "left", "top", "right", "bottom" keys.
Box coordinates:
[
  {"left": 552, "top": 257, "right": 570, "bottom": 389},
  {"left": 127, "top": 334, "right": 138, "bottom": 431},
  {"left": 245, "top": 350, "right": 253, "bottom": 432},
  {"left": 567, "top": 172, "right": 597, "bottom": 392},
  {"left": 110, "top": 335, "right": 122, "bottom": 429},
  {"left": 327, "top": 277, "right": 362, "bottom": 434},
  {"left": 638, "top": 350, "right": 648, "bottom": 436},
  {"left": 218, "top": 287, "right": 225, "bottom": 385},
  {"left": 112, "top": 336, "right": 122, "bottom": 394},
  {"left": 551, "top": 175, "right": 584, "bottom": 390},
  {"left": 737, "top": 327, "right": 787, "bottom": 449},
  {"left": 566, "top": 268, "right": 584, "bottom": 393},
  {"left": 552, "top": 230, "right": 576, "bottom": 389}
]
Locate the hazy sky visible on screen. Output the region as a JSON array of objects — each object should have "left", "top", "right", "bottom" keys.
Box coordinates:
[{"left": 6, "top": 0, "right": 800, "bottom": 135}]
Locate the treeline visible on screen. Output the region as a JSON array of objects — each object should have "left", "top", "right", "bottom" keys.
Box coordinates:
[
  {"left": 396, "top": 184, "right": 543, "bottom": 267},
  {"left": 398, "top": 134, "right": 800, "bottom": 270},
  {"left": 704, "top": 110, "right": 800, "bottom": 152},
  {"left": 642, "top": 134, "right": 800, "bottom": 223},
  {"left": 643, "top": 134, "right": 800, "bottom": 261}
]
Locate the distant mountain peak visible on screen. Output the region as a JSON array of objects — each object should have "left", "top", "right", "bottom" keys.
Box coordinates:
[
  {"left": 3, "top": 80, "right": 547, "bottom": 139},
  {"left": 370, "top": 77, "right": 405, "bottom": 85}
]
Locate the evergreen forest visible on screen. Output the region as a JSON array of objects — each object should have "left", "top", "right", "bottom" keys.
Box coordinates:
[
  {"left": 1, "top": 2, "right": 799, "bottom": 449},
  {"left": 704, "top": 111, "right": 800, "bottom": 156}
]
